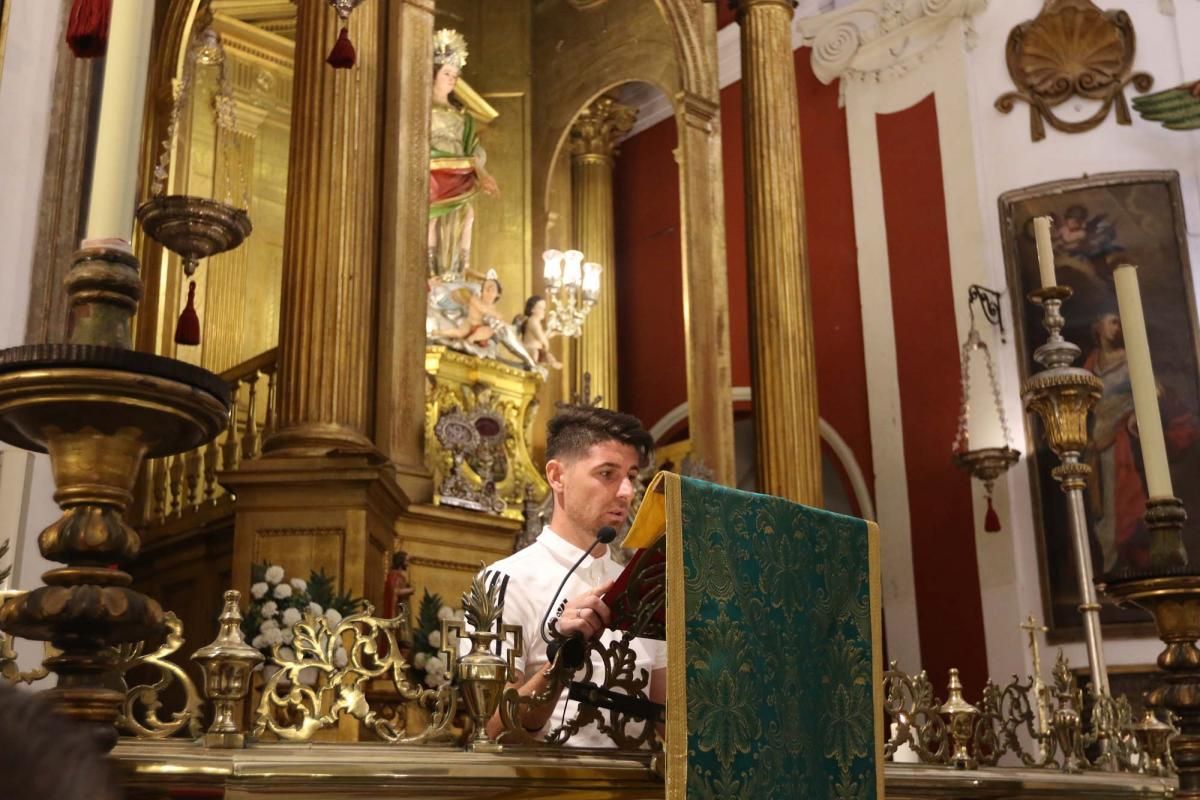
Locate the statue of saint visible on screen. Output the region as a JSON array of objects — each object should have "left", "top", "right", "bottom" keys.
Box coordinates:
[{"left": 429, "top": 29, "right": 498, "bottom": 280}]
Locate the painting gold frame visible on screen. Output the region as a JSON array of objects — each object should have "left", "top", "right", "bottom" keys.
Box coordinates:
[{"left": 0, "top": 0, "right": 10, "bottom": 85}]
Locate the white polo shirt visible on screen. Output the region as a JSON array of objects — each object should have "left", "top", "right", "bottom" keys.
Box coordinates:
[{"left": 483, "top": 527, "right": 666, "bottom": 748}]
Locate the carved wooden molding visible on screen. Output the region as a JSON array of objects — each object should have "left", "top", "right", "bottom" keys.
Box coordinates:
[
  {"left": 406, "top": 555, "right": 482, "bottom": 574},
  {"left": 798, "top": 0, "right": 987, "bottom": 98},
  {"left": 994, "top": 0, "right": 1153, "bottom": 142}
]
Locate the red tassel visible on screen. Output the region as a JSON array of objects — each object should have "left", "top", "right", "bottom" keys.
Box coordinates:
[
  {"left": 984, "top": 495, "right": 1001, "bottom": 533},
  {"left": 326, "top": 27, "right": 356, "bottom": 69},
  {"left": 66, "top": 0, "right": 112, "bottom": 58},
  {"left": 175, "top": 281, "right": 201, "bottom": 346}
]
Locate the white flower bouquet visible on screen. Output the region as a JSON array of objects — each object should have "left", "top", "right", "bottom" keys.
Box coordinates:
[
  {"left": 242, "top": 562, "right": 363, "bottom": 675},
  {"left": 411, "top": 589, "right": 464, "bottom": 689}
]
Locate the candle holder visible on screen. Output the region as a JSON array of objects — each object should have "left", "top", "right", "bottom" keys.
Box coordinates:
[
  {"left": 1021, "top": 286, "right": 1110, "bottom": 696},
  {"left": 1101, "top": 495, "right": 1200, "bottom": 797}
]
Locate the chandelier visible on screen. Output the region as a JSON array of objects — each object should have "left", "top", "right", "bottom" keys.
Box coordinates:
[{"left": 541, "top": 249, "right": 602, "bottom": 339}]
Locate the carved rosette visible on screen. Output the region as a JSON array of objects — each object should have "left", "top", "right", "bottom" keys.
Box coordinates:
[
  {"left": 1022, "top": 368, "right": 1102, "bottom": 457},
  {"left": 995, "top": 0, "right": 1154, "bottom": 141},
  {"left": 569, "top": 97, "right": 637, "bottom": 164}
]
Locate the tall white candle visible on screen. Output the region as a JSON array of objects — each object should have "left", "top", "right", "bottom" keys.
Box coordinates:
[
  {"left": 1113, "top": 265, "right": 1174, "bottom": 498},
  {"left": 1033, "top": 216, "right": 1056, "bottom": 289},
  {"left": 84, "top": 0, "right": 156, "bottom": 245}
]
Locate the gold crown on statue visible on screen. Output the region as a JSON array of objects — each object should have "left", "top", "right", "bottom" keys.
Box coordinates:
[{"left": 433, "top": 29, "right": 469, "bottom": 70}]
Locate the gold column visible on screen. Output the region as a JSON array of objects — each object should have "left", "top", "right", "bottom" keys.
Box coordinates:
[
  {"left": 734, "top": 0, "right": 822, "bottom": 505},
  {"left": 676, "top": 91, "right": 736, "bottom": 487},
  {"left": 569, "top": 96, "right": 636, "bottom": 408},
  {"left": 225, "top": 2, "right": 398, "bottom": 656},
  {"left": 263, "top": 0, "right": 382, "bottom": 456},
  {"left": 376, "top": 0, "right": 435, "bottom": 501}
]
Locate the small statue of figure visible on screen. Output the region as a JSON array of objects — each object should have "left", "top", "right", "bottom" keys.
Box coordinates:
[
  {"left": 429, "top": 29, "right": 498, "bottom": 280},
  {"left": 513, "top": 295, "right": 562, "bottom": 369},
  {"left": 382, "top": 551, "right": 414, "bottom": 620},
  {"left": 427, "top": 270, "right": 542, "bottom": 373}
]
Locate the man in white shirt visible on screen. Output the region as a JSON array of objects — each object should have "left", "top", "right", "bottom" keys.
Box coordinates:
[{"left": 482, "top": 405, "right": 666, "bottom": 747}]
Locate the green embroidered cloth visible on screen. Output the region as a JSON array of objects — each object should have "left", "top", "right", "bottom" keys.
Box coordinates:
[{"left": 625, "top": 472, "right": 883, "bottom": 799}]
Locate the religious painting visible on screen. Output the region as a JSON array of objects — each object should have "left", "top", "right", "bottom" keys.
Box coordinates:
[{"left": 1001, "top": 171, "right": 1200, "bottom": 641}]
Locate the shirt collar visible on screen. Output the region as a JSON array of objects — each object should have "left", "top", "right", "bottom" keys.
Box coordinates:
[{"left": 537, "top": 526, "right": 609, "bottom": 570}]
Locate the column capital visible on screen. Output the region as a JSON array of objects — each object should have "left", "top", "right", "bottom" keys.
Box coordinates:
[
  {"left": 569, "top": 96, "right": 638, "bottom": 162},
  {"left": 728, "top": 0, "right": 798, "bottom": 19}
]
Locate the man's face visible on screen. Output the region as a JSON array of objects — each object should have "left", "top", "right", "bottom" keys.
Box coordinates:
[{"left": 549, "top": 440, "right": 641, "bottom": 534}]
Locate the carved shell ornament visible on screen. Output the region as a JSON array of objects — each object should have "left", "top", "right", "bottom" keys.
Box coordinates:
[{"left": 995, "top": 0, "right": 1153, "bottom": 141}]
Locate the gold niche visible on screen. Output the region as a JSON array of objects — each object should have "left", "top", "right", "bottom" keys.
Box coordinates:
[{"left": 425, "top": 346, "right": 549, "bottom": 521}]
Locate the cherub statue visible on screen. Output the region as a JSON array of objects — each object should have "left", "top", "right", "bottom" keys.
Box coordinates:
[
  {"left": 512, "top": 295, "right": 563, "bottom": 370},
  {"left": 427, "top": 270, "right": 542, "bottom": 373}
]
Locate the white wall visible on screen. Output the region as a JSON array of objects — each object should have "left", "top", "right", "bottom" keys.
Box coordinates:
[
  {"left": 0, "top": 3, "right": 68, "bottom": 679},
  {"left": 965, "top": 1, "right": 1200, "bottom": 675}
]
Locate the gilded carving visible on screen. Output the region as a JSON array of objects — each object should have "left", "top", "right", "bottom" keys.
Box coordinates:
[
  {"left": 425, "top": 347, "right": 549, "bottom": 521},
  {"left": 995, "top": 0, "right": 1153, "bottom": 142},
  {"left": 569, "top": 97, "right": 637, "bottom": 162}
]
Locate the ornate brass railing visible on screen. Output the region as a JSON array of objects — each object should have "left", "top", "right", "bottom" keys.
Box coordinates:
[
  {"left": 0, "top": 583, "right": 1181, "bottom": 799},
  {"left": 137, "top": 347, "right": 278, "bottom": 527}
]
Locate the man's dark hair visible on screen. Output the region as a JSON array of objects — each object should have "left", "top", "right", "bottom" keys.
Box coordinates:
[
  {"left": 0, "top": 685, "right": 121, "bottom": 799},
  {"left": 546, "top": 405, "right": 653, "bottom": 467}
]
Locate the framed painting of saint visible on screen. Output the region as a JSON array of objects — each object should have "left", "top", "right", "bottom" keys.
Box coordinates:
[{"left": 1000, "top": 171, "right": 1200, "bottom": 641}]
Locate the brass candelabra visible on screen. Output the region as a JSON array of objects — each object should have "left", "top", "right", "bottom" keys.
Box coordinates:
[
  {"left": 0, "top": 242, "right": 229, "bottom": 751},
  {"left": 1021, "top": 287, "right": 1109, "bottom": 692}
]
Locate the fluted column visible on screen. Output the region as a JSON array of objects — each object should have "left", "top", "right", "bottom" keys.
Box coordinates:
[
  {"left": 264, "top": 0, "right": 382, "bottom": 455},
  {"left": 569, "top": 96, "right": 636, "bottom": 408},
  {"left": 735, "top": 0, "right": 822, "bottom": 506},
  {"left": 376, "top": 0, "right": 435, "bottom": 500}
]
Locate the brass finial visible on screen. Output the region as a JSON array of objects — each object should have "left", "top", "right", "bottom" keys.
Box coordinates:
[
  {"left": 192, "top": 590, "right": 263, "bottom": 748},
  {"left": 939, "top": 668, "right": 979, "bottom": 769}
]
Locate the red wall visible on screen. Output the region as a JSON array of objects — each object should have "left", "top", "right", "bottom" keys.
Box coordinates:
[
  {"left": 615, "top": 50, "right": 872, "bottom": 487},
  {"left": 614, "top": 117, "right": 687, "bottom": 429},
  {"left": 877, "top": 96, "right": 988, "bottom": 692},
  {"left": 614, "top": 43, "right": 990, "bottom": 692}
]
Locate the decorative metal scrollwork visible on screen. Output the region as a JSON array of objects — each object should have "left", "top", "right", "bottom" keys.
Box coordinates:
[
  {"left": 116, "top": 612, "right": 205, "bottom": 739},
  {"left": 253, "top": 604, "right": 456, "bottom": 744},
  {"left": 884, "top": 652, "right": 1167, "bottom": 774}
]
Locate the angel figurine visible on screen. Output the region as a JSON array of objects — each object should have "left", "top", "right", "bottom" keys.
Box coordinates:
[
  {"left": 512, "top": 295, "right": 562, "bottom": 370},
  {"left": 427, "top": 270, "right": 542, "bottom": 374}
]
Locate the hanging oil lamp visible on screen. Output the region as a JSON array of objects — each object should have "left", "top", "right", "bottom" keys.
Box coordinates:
[
  {"left": 136, "top": 25, "right": 252, "bottom": 347},
  {"left": 952, "top": 286, "right": 1021, "bottom": 532}
]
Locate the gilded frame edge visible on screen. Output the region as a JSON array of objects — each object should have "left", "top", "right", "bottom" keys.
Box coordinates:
[
  {"left": 998, "top": 169, "right": 1197, "bottom": 644},
  {"left": 0, "top": 0, "right": 10, "bottom": 87}
]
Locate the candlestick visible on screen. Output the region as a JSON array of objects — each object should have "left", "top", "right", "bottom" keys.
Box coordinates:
[
  {"left": 1113, "top": 265, "right": 1173, "bottom": 499},
  {"left": 84, "top": 0, "right": 155, "bottom": 244},
  {"left": 1033, "top": 216, "right": 1056, "bottom": 289}
]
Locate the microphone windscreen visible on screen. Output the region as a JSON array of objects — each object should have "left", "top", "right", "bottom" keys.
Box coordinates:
[{"left": 596, "top": 526, "right": 617, "bottom": 544}]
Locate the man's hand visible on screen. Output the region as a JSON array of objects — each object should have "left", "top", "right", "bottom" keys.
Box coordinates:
[{"left": 555, "top": 580, "right": 614, "bottom": 640}]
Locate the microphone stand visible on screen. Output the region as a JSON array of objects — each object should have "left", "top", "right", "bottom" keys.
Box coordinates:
[{"left": 539, "top": 526, "right": 616, "bottom": 670}]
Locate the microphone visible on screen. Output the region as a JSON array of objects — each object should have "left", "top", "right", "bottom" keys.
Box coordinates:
[{"left": 540, "top": 526, "right": 617, "bottom": 671}]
